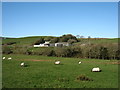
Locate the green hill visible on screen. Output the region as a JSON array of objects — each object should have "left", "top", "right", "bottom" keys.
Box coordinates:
[
  {"left": 2, "top": 36, "right": 118, "bottom": 46},
  {"left": 2, "top": 36, "right": 56, "bottom": 46}
]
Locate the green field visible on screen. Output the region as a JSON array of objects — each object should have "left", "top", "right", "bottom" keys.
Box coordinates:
[
  {"left": 2, "top": 36, "right": 118, "bottom": 47},
  {"left": 2, "top": 54, "right": 118, "bottom": 88}
]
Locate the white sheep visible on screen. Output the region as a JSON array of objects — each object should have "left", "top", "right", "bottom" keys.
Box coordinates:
[
  {"left": 20, "top": 62, "right": 25, "bottom": 67},
  {"left": 54, "top": 61, "right": 60, "bottom": 65},
  {"left": 92, "top": 67, "right": 101, "bottom": 72},
  {"left": 2, "top": 57, "right": 5, "bottom": 60},
  {"left": 8, "top": 57, "right": 12, "bottom": 60},
  {"left": 78, "top": 61, "right": 82, "bottom": 64}
]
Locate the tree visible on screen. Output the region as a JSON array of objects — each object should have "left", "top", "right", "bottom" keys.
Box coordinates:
[
  {"left": 34, "top": 38, "right": 45, "bottom": 45},
  {"left": 50, "top": 37, "right": 59, "bottom": 43},
  {"left": 76, "top": 35, "right": 80, "bottom": 38},
  {"left": 88, "top": 36, "right": 91, "bottom": 45},
  {"left": 44, "top": 37, "right": 52, "bottom": 41},
  {"left": 99, "top": 47, "right": 109, "bottom": 59},
  {"left": 80, "top": 36, "right": 84, "bottom": 38},
  {"left": 60, "top": 34, "right": 78, "bottom": 42},
  {"left": 67, "top": 39, "right": 77, "bottom": 44},
  {"left": 54, "top": 47, "right": 72, "bottom": 57},
  {"left": 2, "top": 45, "right": 13, "bottom": 54},
  {"left": 115, "top": 50, "right": 120, "bottom": 60},
  {"left": 88, "top": 36, "right": 91, "bottom": 39}
]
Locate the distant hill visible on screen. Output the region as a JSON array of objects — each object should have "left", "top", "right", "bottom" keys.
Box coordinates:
[
  {"left": 2, "top": 36, "right": 56, "bottom": 46},
  {"left": 2, "top": 36, "right": 118, "bottom": 47}
]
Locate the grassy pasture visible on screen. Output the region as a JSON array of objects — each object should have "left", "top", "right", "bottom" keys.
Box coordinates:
[
  {"left": 76, "top": 38, "right": 118, "bottom": 45},
  {"left": 2, "top": 36, "right": 55, "bottom": 46},
  {"left": 2, "top": 54, "right": 118, "bottom": 88},
  {"left": 3, "top": 37, "right": 118, "bottom": 47}
]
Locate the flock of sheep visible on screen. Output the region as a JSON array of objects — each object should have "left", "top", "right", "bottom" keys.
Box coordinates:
[
  {"left": 2, "top": 56, "right": 101, "bottom": 72},
  {"left": 2, "top": 56, "right": 26, "bottom": 67},
  {"left": 2, "top": 57, "right": 12, "bottom": 60}
]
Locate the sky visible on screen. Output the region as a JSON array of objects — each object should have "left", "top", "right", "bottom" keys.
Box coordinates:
[{"left": 2, "top": 2, "right": 118, "bottom": 38}]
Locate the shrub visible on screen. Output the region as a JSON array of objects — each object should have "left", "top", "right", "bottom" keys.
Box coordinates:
[
  {"left": 50, "top": 37, "right": 59, "bottom": 43},
  {"left": 76, "top": 75, "right": 93, "bottom": 81},
  {"left": 13, "top": 47, "right": 28, "bottom": 54},
  {"left": 12, "top": 45, "right": 29, "bottom": 54},
  {"left": 67, "top": 39, "right": 77, "bottom": 44},
  {"left": 34, "top": 38, "right": 45, "bottom": 45},
  {"left": 59, "top": 34, "right": 78, "bottom": 42},
  {"left": 2, "top": 45, "right": 13, "bottom": 54},
  {"left": 54, "top": 47, "right": 72, "bottom": 57},
  {"left": 115, "top": 50, "right": 120, "bottom": 60},
  {"left": 29, "top": 47, "right": 55, "bottom": 56},
  {"left": 70, "top": 46, "right": 83, "bottom": 58},
  {"left": 44, "top": 37, "right": 52, "bottom": 41},
  {"left": 99, "top": 46, "right": 109, "bottom": 59}
]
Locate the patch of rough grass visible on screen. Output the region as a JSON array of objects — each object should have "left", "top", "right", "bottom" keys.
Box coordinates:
[
  {"left": 76, "top": 74, "right": 93, "bottom": 81},
  {"left": 57, "top": 78, "right": 69, "bottom": 82}
]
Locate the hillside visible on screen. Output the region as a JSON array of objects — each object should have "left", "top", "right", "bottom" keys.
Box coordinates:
[
  {"left": 2, "top": 36, "right": 118, "bottom": 46},
  {"left": 2, "top": 36, "right": 56, "bottom": 46},
  {"left": 2, "top": 35, "right": 119, "bottom": 60}
]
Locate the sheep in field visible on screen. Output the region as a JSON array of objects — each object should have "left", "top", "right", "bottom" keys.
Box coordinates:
[
  {"left": 92, "top": 67, "right": 101, "bottom": 72},
  {"left": 20, "top": 62, "right": 25, "bottom": 67},
  {"left": 54, "top": 61, "right": 60, "bottom": 65},
  {"left": 2, "top": 57, "right": 5, "bottom": 60},
  {"left": 8, "top": 57, "right": 12, "bottom": 60},
  {"left": 78, "top": 61, "right": 82, "bottom": 64}
]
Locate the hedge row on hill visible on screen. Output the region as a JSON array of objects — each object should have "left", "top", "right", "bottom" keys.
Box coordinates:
[
  {"left": 2, "top": 43, "right": 120, "bottom": 60},
  {"left": 34, "top": 34, "right": 78, "bottom": 45}
]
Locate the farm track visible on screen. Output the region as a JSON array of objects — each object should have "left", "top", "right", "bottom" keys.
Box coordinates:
[{"left": 19, "top": 59, "right": 120, "bottom": 64}]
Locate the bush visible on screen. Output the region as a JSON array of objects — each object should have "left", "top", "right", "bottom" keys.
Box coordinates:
[
  {"left": 76, "top": 75, "right": 93, "bottom": 81},
  {"left": 99, "top": 46, "right": 109, "bottom": 59},
  {"left": 54, "top": 47, "right": 72, "bottom": 57},
  {"left": 2, "top": 45, "right": 13, "bottom": 54},
  {"left": 34, "top": 38, "right": 45, "bottom": 45},
  {"left": 59, "top": 34, "right": 78, "bottom": 42},
  {"left": 44, "top": 37, "right": 52, "bottom": 41},
  {"left": 50, "top": 37, "right": 59, "bottom": 43},
  {"left": 115, "top": 50, "right": 120, "bottom": 60},
  {"left": 68, "top": 39, "right": 77, "bottom": 44},
  {"left": 29, "top": 47, "right": 55, "bottom": 56},
  {"left": 13, "top": 46, "right": 28, "bottom": 54},
  {"left": 70, "top": 46, "right": 83, "bottom": 58}
]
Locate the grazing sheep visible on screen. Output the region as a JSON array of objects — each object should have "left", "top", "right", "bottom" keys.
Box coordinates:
[
  {"left": 8, "top": 57, "right": 12, "bottom": 60},
  {"left": 78, "top": 61, "right": 82, "bottom": 64},
  {"left": 2, "top": 57, "right": 5, "bottom": 60},
  {"left": 20, "top": 62, "right": 25, "bottom": 67},
  {"left": 54, "top": 61, "right": 60, "bottom": 65},
  {"left": 92, "top": 67, "right": 101, "bottom": 72}
]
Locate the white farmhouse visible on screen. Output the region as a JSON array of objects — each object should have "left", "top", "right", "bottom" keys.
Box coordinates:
[
  {"left": 34, "top": 41, "right": 50, "bottom": 47},
  {"left": 34, "top": 41, "right": 71, "bottom": 47}
]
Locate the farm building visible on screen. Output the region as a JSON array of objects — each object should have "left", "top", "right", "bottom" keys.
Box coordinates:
[
  {"left": 55, "top": 42, "right": 71, "bottom": 47},
  {"left": 34, "top": 41, "right": 71, "bottom": 47},
  {"left": 34, "top": 41, "right": 50, "bottom": 47}
]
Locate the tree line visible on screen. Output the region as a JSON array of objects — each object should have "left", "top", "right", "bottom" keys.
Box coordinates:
[
  {"left": 2, "top": 43, "right": 120, "bottom": 60},
  {"left": 34, "top": 34, "right": 78, "bottom": 45}
]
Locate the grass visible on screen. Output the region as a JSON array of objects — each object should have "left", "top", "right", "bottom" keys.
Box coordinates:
[
  {"left": 2, "top": 36, "right": 55, "bottom": 46},
  {"left": 76, "top": 38, "right": 118, "bottom": 45},
  {"left": 2, "top": 36, "right": 118, "bottom": 47},
  {"left": 2, "top": 54, "right": 118, "bottom": 88}
]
